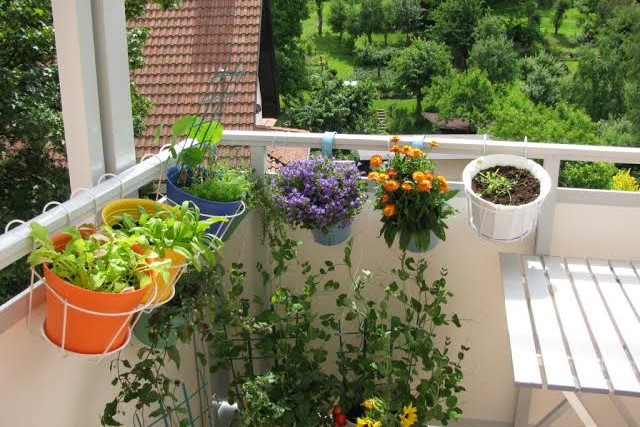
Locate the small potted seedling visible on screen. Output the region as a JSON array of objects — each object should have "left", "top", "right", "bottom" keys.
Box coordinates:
[{"left": 463, "top": 154, "right": 551, "bottom": 241}]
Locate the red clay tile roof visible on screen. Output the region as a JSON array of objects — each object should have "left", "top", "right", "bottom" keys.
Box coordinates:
[{"left": 132, "top": 0, "right": 263, "bottom": 163}]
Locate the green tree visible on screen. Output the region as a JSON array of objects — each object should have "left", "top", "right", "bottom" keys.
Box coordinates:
[
  {"left": 553, "top": 0, "right": 571, "bottom": 35},
  {"left": 389, "top": 39, "right": 452, "bottom": 112},
  {"left": 328, "top": 0, "right": 349, "bottom": 43},
  {"left": 425, "top": 68, "right": 495, "bottom": 129},
  {"left": 359, "top": 0, "right": 385, "bottom": 44},
  {"left": 469, "top": 35, "right": 517, "bottom": 84},
  {"left": 286, "top": 77, "right": 378, "bottom": 133},
  {"left": 314, "top": 0, "right": 329, "bottom": 37},
  {"left": 568, "top": 48, "right": 626, "bottom": 121},
  {"left": 432, "top": 0, "right": 486, "bottom": 68},
  {"left": 488, "top": 88, "right": 598, "bottom": 144},
  {"left": 559, "top": 161, "right": 617, "bottom": 189},
  {"left": 270, "top": 0, "right": 310, "bottom": 99},
  {"left": 520, "top": 51, "right": 568, "bottom": 106},
  {"left": 392, "top": 0, "right": 422, "bottom": 43}
]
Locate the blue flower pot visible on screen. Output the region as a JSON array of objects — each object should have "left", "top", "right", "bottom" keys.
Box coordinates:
[
  {"left": 407, "top": 232, "right": 439, "bottom": 253},
  {"left": 311, "top": 224, "right": 351, "bottom": 246},
  {"left": 166, "top": 166, "right": 243, "bottom": 238}
]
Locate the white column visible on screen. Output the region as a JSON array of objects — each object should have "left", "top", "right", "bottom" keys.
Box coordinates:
[
  {"left": 91, "top": 0, "right": 137, "bottom": 174},
  {"left": 51, "top": 0, "right": 105, "bottom": 189}
]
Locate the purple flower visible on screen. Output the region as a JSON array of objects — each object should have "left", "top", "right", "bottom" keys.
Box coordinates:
[{"left": 273, "top": 156, "right": 368, "bottom": 230}]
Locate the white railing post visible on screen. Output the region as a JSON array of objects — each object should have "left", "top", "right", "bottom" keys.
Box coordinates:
[
  {"left": 91, "top": 0, "right": 137, "bottom": 174},
  {"left": 535, "top": 156, "right": 561, "bottom": 255},
  {"left": 251, "top": 146, "right": 267, "bottom": 175},
  {"left": 51, "top": 0, "right": 105, "bottom": 189}
]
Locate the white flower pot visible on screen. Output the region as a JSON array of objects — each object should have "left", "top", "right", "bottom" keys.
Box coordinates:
[{"left": 462, "top": 155, "right": 551, "bottom": 242}]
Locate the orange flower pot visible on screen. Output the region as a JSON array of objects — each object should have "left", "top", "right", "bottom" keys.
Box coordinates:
[
  {"left": 140, "top": 248, "right": 186, "bottom": 305},
  {"left": 42, "top": 231, "right": 148, "bottom": 354}
]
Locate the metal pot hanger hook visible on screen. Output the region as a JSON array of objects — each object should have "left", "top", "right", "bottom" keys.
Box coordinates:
[
  {"left": 98, "top": 173, "right": 125, "bottom": 200},
  {"left": 322, "top": 131, "right": 336, "bottom": 159},
  {"left": 483, "top": 133, "right": 488, "bottom": 156},
  {"left": 42, "top": 202, "right": 73, "bottom": 228}
]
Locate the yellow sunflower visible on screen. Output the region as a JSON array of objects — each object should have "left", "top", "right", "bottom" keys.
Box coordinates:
[
  {"left": 399, "top": 402, "right": 418, "bottom": 427},
  {"left": 356, "top": 418, "right": 381, "bottom": 427}
]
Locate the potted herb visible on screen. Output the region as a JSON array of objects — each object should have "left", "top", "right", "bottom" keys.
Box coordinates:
[
  {"left": 462, "top": 154, "right": 551, "bottom": 241},
  {"left": 102, "top": 199, "right": 224, "bottom": 304},
  {"left": 368, "top": 136, "right": 457, "bottom": 252},
  {"left": 27, "top": 223, "right": 171, "bottom": 355},
  {"left": 272, "top": 155, "right": 368, "bottom": 245},
  {"left": 165, "top": 116, "right": 253, "bottom": 239}
]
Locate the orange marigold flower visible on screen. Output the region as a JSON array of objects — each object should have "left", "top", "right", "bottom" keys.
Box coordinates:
[
  {"left": 388, "top": 169, "right": 398, "bottom": 177},
  {"left": 390, "top": 145, "right": 401, "bottom": 153},
  {"left": 412, "top": 171, "right": 426, "bottom": 182},
  {"left": 384, "top": 179, "right": 399, "bottom": 192},
  {"left": 367, "top": 171, "right": 379, "bottom": 181},
  {"left": 417, "top": 179, "right": 433, "bottom": 192},
  {"left": 376, "top": 173, "right": 388, "bottom": 183},
  {"left": 402, "top": 145, "right": 412, "bottom": 155},
  {"left": 381, "top": 194, "right": 390, "bottom": 203},
  {"left": 410, "top": 148, "right": 423, "bottom": 158},
  {"left": 402, "top": 181, "right": 414, "bottom": 191},
  {"left": 428, "top": 140, "right": 439, "bottom": 148},
  {"left": 370, "top": 154, "right": 383, "bottom": 167},
  {"left": 383, "top": 204, "right": 397, "bottom": 217},
  {"left": 437, "top": 175, "right": 449, "bottom": 192},
  {"left": 390, "top": 135, "right": 401, "bottom": 144},
  {"left": 425, "top": 172, "right": 435, "bottom": 181}
]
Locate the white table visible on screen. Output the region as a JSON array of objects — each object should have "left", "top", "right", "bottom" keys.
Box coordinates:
[{"left": 500, "top": 253, "right": 640, "bottom": 427}]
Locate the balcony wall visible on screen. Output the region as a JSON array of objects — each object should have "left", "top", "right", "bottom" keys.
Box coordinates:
[{"left": 1, "top": 163, "right": 639, "bottom": 427}]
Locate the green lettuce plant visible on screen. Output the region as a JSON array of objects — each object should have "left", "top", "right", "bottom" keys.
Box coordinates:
[{"left": 28, "top": 223, "right": 170, "bottom": 292}]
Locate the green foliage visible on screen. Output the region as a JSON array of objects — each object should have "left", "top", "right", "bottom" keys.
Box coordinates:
[
  {"left": 277, "top": 41, "right": 309, "bottom": 99},
  {"left": 329, "top": 248, "right": 468, "bottom": 425},
  {"left": 426, "top": 68, "right": 495, "bottom": 128},
  {"left": 553, "top": 0, "right": 571, "bottom": 35},
  {"left": 473, "top": 13, "right": 506, "bottom": 40},
  {"left": 598, "top": 118, "right": 639, "bottom": 147},
  {"left": 520, "top": 51, "right": 568, "bottom": 106},
  {"left": 28, "top": 224, "right": 170, "bottom": 293},
  {"left": 359, "top": 0, "right": 385, "bottom": 44},
  {"left": 611, "top": 169, "right": 640, "bottom": 191},
  {"left": 488, "top": 88, "right": 598, "bottom": 144},
  {"left": 271, "top": 0, "right": 309, "bottom": 49},
  {"left": 286, "top": 76, "right": 378, "bottom": 133},
  {"left": 328, "top": 0, "right": 349, "bottom": 41},
  {"left": 431, "top": 0, "right": 486, "bottom": 68},
  {"left": 504, "top": 13, "right": 544, "bottom": 56},
  {"left": 389, "top": 39, "right": 452, "bottom": 112},
  {"left": 240, "top": 373, "right": 287, "bottom": 426},
  {"left": 109, "top": 201, "right": 224, "bottom": 271},
  {"left": 475, "top": 170, "right": 515, "bottom": 198},
  {"left": 567, "top": 49, "right": 626, "bottom": 120},
  {"left": 391, "top": 0, "right": 422, "bottom": 42},
  {"left": 386, "top": 103, "right": 436, "bottom": 134},
  {"left": 469, "top": 35, "right": 518, "bottom": 83},
  {"left": 185, "top": 165, "right": 254, "bottom": 202},
  {"left": 559, "top": 161, "right": 617, "bottom": 189}
]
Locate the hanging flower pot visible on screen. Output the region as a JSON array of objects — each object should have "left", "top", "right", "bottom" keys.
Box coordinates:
[
  {"left": 28, "top": 226, "right": 165, "bottom": 355},
  {"left": 310, "top": 223, "right": 352, "bottom": 246},
  {"left": 272, "top": 156, "right": 367, "bottom": 244},
  {"left": 368, "top": 136, "right": 457, "bottom": 253},
  {"left": 166, "top": 165, "right": 249, "bottom": 239},
  {"left": 462, "top": 154, "right": 551, "bottom": 242}
]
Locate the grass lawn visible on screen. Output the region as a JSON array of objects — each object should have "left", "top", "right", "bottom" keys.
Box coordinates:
[{"left": 539, "top": 7, "right": 583, "bottom": 63}]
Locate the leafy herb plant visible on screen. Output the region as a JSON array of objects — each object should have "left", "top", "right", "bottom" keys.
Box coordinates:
[
  {"left": 475, "top": 170, "right": 515, "bottom": 198},
  {"left": 28, "top": 223, "right": 170, "bottom": 292}
]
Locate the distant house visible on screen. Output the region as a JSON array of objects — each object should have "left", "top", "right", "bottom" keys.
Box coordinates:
[
  {"left": 422, "top": 112, "right": 475, "bottom": 134},
  {"left": 133, "top": 0, "right": 306, "bottom": 167}
]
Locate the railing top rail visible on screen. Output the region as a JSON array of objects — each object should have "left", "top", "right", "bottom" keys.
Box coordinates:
[{"left": 221, "top": 131, "right": 640, "bottom": 164}]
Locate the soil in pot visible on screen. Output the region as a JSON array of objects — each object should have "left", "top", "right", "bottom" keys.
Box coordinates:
[{"left": 471, "top": 166, "right": 540, "bottom": 206}]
